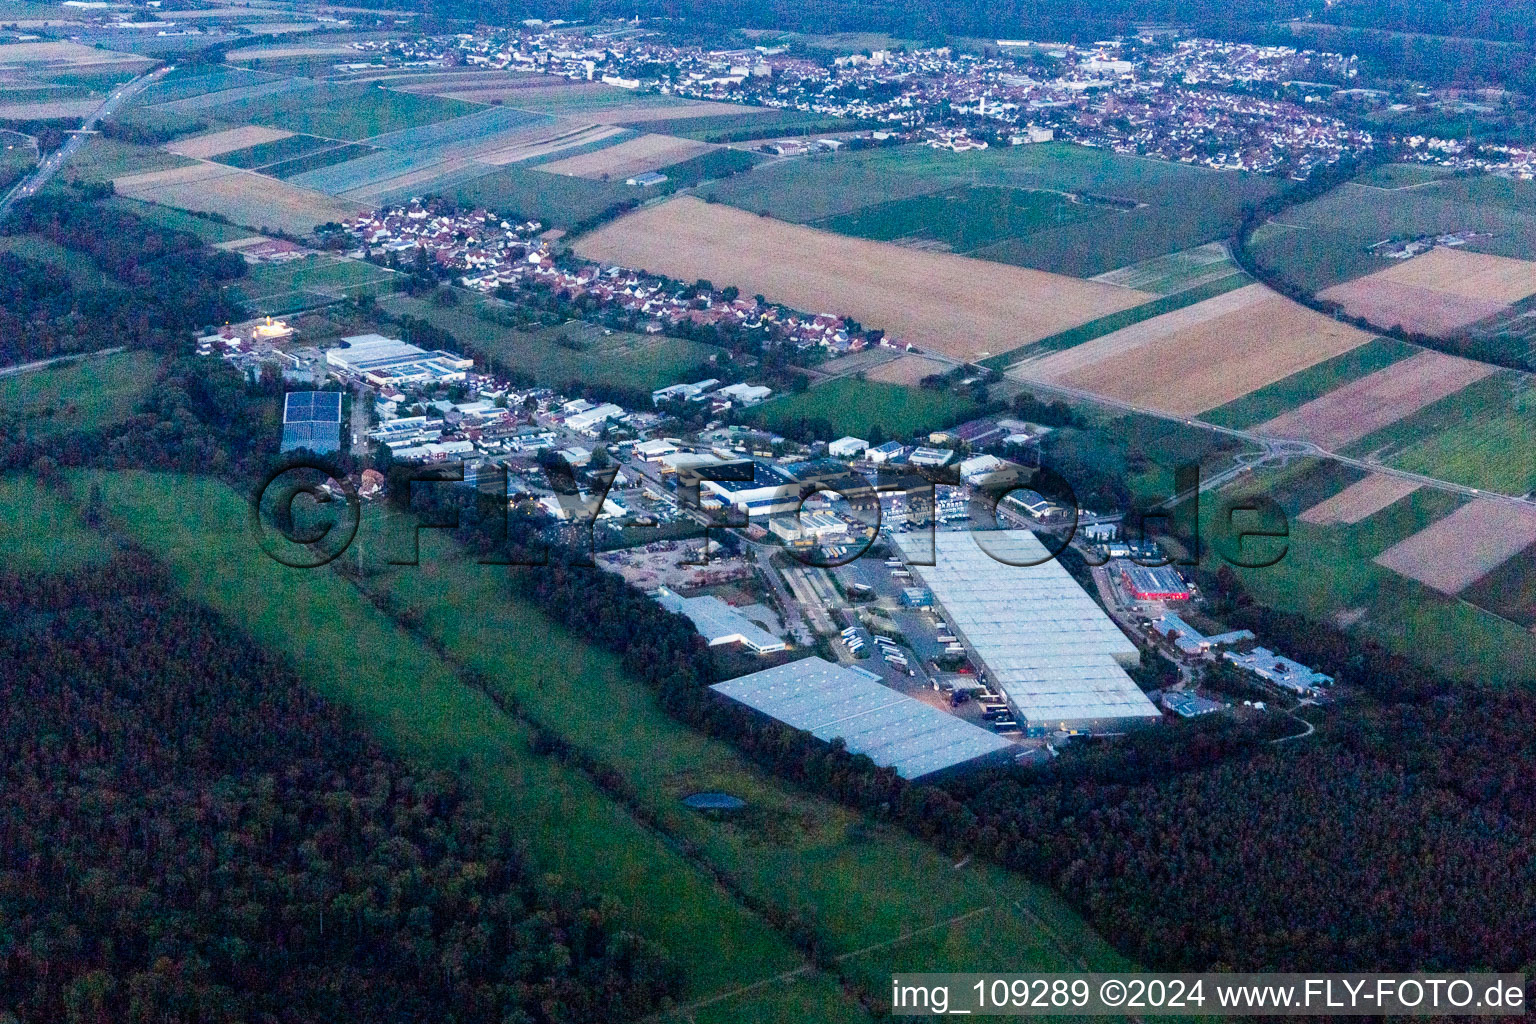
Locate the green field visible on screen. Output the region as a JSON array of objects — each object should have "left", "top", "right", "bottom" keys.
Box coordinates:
[
  {"left": 816, "top": 184, "right": 1106, "bottom": 252},
  {"left": 261, "top": 141, "right": 378, "bottom": 179},
  {"left": 65, "top": 135, "right": 193, "bottom": 180},
  {"left": 1250, "top": 180, "right": 1536, "bottom": 293},
  {"left": 755, "top": 376, "right": 979, "bottom": 439},
  {"left": 1212, "top": 460, "right": 1536, "bottom": 684},
  {"left": 502, "top": 84, "right": 692, "bottom": 116},
  {"left": 1201, "top": 337, "right": 1418, "bottom": 430},
  {"left": 63, "top": 469, "right": 1131, "bottom": 1019},
  {"left": 1354, "top": 163, "right": 1458, "bottom": 189},
  {"left": 0, "top": 474, "right": 118, "bottom": 573},
  {"left": 447, "top": 163, "right": 634, "bottom": 229},
  {"left": 232, "top": 255, "right": 396, "bottom": 314},
  {"left": 1091, "top": 242, "right": 1244, "bottom": 295},
  {"left": 206, "top": 82, "right": 479, "bottom": 141},
  {"left": 214, "top": 131, "right": 339, "bottom": 169},
  {"left": 706, "top": 142, "right": 1282, "bottom": 277},
  {"left": 131, "top": 64, "right": 277, "bottom": 105},
  {"left": 380, "top": 293, "right": 714, "bottom": 393},
  {"left": 103, "top": 196, "right": 256, "bottom": 243},
  {"left": 1461, "top": 542, "right": 1536, "bottom": 627},
  {"left": 1387, "top": 376, "right": 1536, "bottom": 496},
  {"left": 0, "top": 350, "right": 159, "bottom": 439}
]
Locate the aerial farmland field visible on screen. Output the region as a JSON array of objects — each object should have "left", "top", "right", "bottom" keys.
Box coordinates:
[
  {"left": 755, "top": 376, "right": 980, "bottom": 439},
  {"left": 111, "top": 161, "right": 366, "bottom": 236},
  {"left": 378, "top": 294, "right": 715, "bottom": 393},
  {"left": 1014, "top": 283, "right": 1376, "bottom": 415},
  {"left": 0, "top": 350, "right": 159, "bottom": 440},
  {"left": 1253, "top": 350, "right": 1497, "bottom": 449},
  {"left": 1318, "top": 247, "right": 1536, "bottom": 337},
  {"left": 1374, "top": 498, "right": 1536, "bottom": 595},
  {"left": 575, "top": 196, "right": 1151, "bottom": 361},
  {"left": 1201, "top": 337, "right": 1419, "bottom": 430},
  {"left": 704, "top": 142, "right": 1282, "bottom": 276},
  {"left": 232, "top": 255, "right": 396, "bottom": 314},
  {"left": 815, "top": 184, "right": 1107, "bottom": 253}
]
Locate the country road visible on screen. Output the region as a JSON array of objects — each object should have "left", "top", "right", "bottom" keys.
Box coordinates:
[{"left": 0, "top": 64, "right": 172, "bottom": 224}]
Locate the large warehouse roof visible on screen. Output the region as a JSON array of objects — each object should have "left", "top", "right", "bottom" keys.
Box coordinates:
[
  {"left": 893, "top": 530, "right": 1160, "bottom": 731},
  {"left": 711, "top": 657, "right": 1014, "bottom": 779},
  {"left": 280, "top": 390, "right": 342, "bottom": 454},
  {"left": 655, "top": 586, "right": 787, "bottom": 653}
]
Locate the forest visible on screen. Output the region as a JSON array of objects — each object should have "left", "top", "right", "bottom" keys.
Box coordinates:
[
  {"left": 0, "top": 193, "right": 247, "bottom": 365},
  {"left": 0, "top": 554, "right": 680, "bottom": 1022}
]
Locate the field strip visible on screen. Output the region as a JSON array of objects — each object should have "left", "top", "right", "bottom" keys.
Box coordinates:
[
  {"left": 536, "top": 132, "right": 713, "bottom": 179},
  {"left": 1299, "top": 474, "right": 1423, "bottom": 525},
  {"left": 590, "top": 100, "right": 768, "bottom": 123},
  {"left": 1034, "top": 286, "right": 1378, "bottom": 416},
  {"left": 473, "top": 122, "right": 628, "bottom": 165},
  {"left": 1254, "top": 350, "right": 1496, "bottom": 449},
  {"left": 574, "top": 196, "right": 1152, "bottom": 362},
  {"left": 1374, "top": 498, "right": 1536, "bottom": 594},
  {"left": 165, "top": 124, "right": 294, "bottom": 159},
  {"left": 1013, "top": 282, "right": 1270, "bottom": 381}
]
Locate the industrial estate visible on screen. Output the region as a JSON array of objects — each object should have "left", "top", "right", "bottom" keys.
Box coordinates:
[{"left": 4, "top": 0, "right": 1536, "bottom": 1019}]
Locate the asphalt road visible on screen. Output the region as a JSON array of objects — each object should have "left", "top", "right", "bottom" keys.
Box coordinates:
[{"left": 0, "top": 64, "right": 172, "bottom": 224}]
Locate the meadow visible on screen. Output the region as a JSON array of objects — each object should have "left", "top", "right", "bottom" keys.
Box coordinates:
[
  {"left": 202, "top": 81, "right": 479, "bottom": 141},
  {"left": 449, "top": 162, "right": 634, "bottom": 228},
  {"left": 64, "top": 135, "right": 191, "bottom": 180},
  {"left": 0, "top": 473, "right": 118, "bottom": 573},
  {"left": 815, "top": 184, "right": 1105, "bottom": 252},
  {"left": 1386, "top": 376, "right": 1536, "bottom": 495},
  {"left": 1250, "top": 180, "right": 1536, "bottom": 294},
  {"left": 0, "top": 350, "right": 159, "bottom": 439},
  {"left": 754, "top": 376, "right": 979, "bottom": 439},
  {"left": 705, "top": 142, "right": 1282, "bottom": 277},
  {"left": 380, "top": 294, "right": 715, "bottom": 393}
]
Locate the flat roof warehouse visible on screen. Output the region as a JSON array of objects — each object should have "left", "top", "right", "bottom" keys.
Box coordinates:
[
  {"left": 711, "top": 658, "right": 1015, "bottom": 779},
  {"left": 893, "top": 530, "right": 1161, "bottom": 734}
]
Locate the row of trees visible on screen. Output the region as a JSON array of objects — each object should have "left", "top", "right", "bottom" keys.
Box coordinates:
[{"left": 0, "top": 556, "right": 681, "bottom": 1021}]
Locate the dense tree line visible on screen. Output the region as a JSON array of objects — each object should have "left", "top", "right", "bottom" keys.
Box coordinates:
[
  {"left": 0, "top": 556, "right": 680, "bottom": 1022},
  {"left": 8, "top": 194, "right": 247, "bottom": 335}
]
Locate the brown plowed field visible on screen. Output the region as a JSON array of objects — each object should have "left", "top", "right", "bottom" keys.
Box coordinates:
[
  {"left": 1254, "top": 350, "right": 1495, "bottom": 449},
  {"left": 1319, "top": 247, "right": 1536, "bottom": 337},
  {"left": 1299, "top": 474, "right": 1422, "bottom": 525},
  {"left": 1374, "top": 498, "right": 1536, "bottom": 594},
  {"left": 573, "top": 197, "right": 1152, "bottom": 362},
  {"left": 1014, "top": 283, "right": 1376, "bottom": 415}
]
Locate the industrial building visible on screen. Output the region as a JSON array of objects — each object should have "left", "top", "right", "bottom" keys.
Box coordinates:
[
  {"left": 1150, "top": 613, "right": 1254, "bottom": 656},
  {"left": 325, "top": 334, "right": 473, "bottom": 387},
  {"left": 711, "top": 657, "right": 1016, "bottom": 779},
  {"left": 655, "top": 586, "right": 788, "bottom": 653},
  {"left": 1117, "top": 563, "right": 1193, "bottom": 601},
  {"left": 280, "top": 390, "right": 342, "bottom": 454},
  {"left": 1223, "top": 648, "right": 1333, "bottom": 695},
  {"left": 699, "top": 459, "right": 803, "bottom": 517},
  {"left": 893, "top": 530, "right": 1162, "bottom": 734},
  {"left": 828, "top": 436, "right": 868, "bottom": 458}
]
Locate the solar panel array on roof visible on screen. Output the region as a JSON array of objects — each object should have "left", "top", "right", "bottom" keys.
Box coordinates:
[
  {"left": 281, "top": 391, "right": 343, "bottom": 454},
  {"left": 711, "top": 657, "right": 1015, "bottom": 779},
  {"left": 893, "top": 530, "right": 1161, "bottom": 732},
  {"left": 284, "top": 391, "right": 342, "bottom": 424}
]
